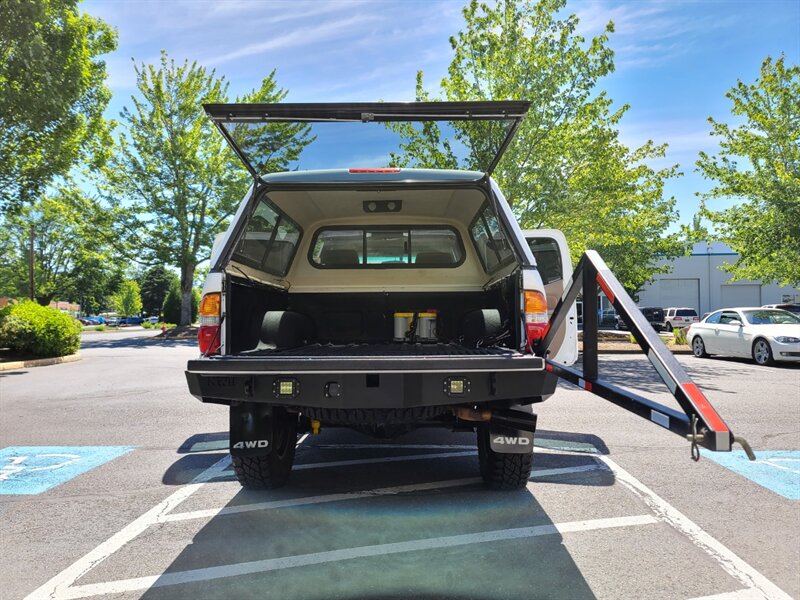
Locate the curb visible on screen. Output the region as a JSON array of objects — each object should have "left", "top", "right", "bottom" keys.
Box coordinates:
[{"left": 0, "top": 352, "right": 81, "bottom": 372}]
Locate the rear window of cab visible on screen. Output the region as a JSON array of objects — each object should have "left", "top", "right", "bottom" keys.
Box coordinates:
[{"left": 309, "top": 226, "right": 466, "bottom": 268}]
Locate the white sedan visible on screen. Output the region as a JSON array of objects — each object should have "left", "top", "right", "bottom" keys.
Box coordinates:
[{"left": 688, "top": 307, "right": 800, "bottom": 366}]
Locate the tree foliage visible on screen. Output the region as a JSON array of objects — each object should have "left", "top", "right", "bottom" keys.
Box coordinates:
[
  {"left": 138, "top": 265, "right": 178, "bottom": 317},
  {"left": 161, "top": 279, "right": 199, "bottom": 324},
  {"left": 0, "top": 0, "right": 117, "bottom": 213},
  {"left": 697, "top": 56, "right": 800, "bottom": 286},
  {"left": 112, "top": 280, "right": 143, "bottom": 317},
  {"left": 98, "top": 53, "right": 312, "bottom": 325},
  {"left": 391, "top": 0, "right": 685, "bottom": 295},
  {"left": 0, "top": 188, "right": 120, "bottom": 308}
]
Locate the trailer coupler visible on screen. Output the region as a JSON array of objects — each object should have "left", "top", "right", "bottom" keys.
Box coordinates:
[{"left": 536, "top": 249, "right": 755, "bottom": 461}]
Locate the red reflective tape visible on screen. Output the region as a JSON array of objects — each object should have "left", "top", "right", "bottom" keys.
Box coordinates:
[
  {"left": 545, "top": 363, "right": 554, "bottom": 373},
  {"left": 682, "top": 383, "right": 729, "bottom": 433},
  {"left": 585, "top": 380, "right": 593, "bottom": 392},
  {"left": 596, "top": 273, "right": 615, "bottom": 304}
]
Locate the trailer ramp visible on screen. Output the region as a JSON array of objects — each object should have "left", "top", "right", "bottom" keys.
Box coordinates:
[{"left": 536, "top": 250, "right": 754, "bottom": 460}]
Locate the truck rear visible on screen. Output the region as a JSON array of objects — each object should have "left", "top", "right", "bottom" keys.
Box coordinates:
[{"left": 185, "top": 102, "right": 578, "bottom": 490}]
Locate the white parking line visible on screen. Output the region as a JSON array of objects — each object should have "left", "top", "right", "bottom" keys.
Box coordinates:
[
  {"left": 23, "top": 442, "right": 792, "bottom": 600},
  {"left": 23, "top": 454, "right": 232, "bottom": 600},
  {"left": 51, "top": 515, "right": 660, "bottom": 599},
  {"left": 598, "top": 456, "right": 792, "bottom": 600},
  {"left": 160, "top": 477, "right": 483, "bottom": 523},
  {"left": 687, "top": 588, "right": 771, "bottom": 600},
  {"left": 162, "top": 464, "right": 606, "bottom": 524}
]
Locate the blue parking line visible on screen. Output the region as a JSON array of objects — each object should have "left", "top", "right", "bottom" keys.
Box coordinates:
[
  {"left": 703, "top": 450, "right": 800, "bottom": 500},
  {"left": 0, "top": 446, "right": 133, "bottom": 495}
]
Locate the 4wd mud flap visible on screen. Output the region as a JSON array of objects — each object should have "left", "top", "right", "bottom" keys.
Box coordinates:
[
  {"left": 485, "top": 408, "right": 537, "bottom": 454},
  {"left": 229, "top": 403, "right": 273, "bottom": 456},
  {"left": 489, "top": 428, "right": 535, "bottom": 453}
]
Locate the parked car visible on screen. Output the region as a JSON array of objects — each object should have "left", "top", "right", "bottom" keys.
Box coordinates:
[
  {"left": 185, "top": 101, "right": 579, "bottom": 490},
  {"left": 762, "top": 303, "right": 800, "bottom": 314},
  {"left": 119, "top": 316, "right": 144, "bottom": 325},
  {"left": 688, "top": 307, "right": 800, "bottom": 365},
  {"left": 662, "top": 307, "right": 699, "bottom": 332},
  {"left": 616, "top": 306, "right": 664, "bottom": 332},
  {"left": 106, "top": 317, "right": 120, "bottom": 326},
  {"left": 145, "top": 316, "right": 160, "bottom": 324}
]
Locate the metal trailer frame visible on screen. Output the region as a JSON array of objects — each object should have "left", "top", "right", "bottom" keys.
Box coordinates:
[{"left": 536, "top": 250, "right": 754, "bottom": 460}]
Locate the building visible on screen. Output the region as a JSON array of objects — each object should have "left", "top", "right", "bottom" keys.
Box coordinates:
[{"left": 635, "top": 242, "right": 799, "bottom": 315}]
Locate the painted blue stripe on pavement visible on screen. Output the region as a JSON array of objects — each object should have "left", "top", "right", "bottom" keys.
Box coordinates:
[
  {"left": 703, "top": 450, "right": 800, "bottom": 500},
  {"left": 0, "top": 446, "right": 133, "bottom": 495}
]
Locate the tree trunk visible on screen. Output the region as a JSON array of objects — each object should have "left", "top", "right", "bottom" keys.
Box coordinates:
[{"left": 180, "top": 263, "right": 195, "bottom": 326}]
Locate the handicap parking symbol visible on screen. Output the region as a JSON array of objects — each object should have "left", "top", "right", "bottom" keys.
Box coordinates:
[
  {"left": 0, "top": 446, "right": 132, "bottom": 495},
  {"left": 703, "top": 450, "right": 800, "bottom": 500}
]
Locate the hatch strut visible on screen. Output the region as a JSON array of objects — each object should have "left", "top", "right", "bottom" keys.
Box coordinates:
[{"left": 536, "top": 250, "right": 755, "bottom": 460}]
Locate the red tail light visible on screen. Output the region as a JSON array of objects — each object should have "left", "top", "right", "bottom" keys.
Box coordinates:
[
  {"left": 524, "top": 290, "right": 549, "bottom": 348},
  {"left": 198, "top": 292, "right": 221, "bottom": 355}
]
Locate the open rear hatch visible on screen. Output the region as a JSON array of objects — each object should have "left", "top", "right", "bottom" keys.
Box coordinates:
[{"left": 203, "top": 101, "right": 531, "bottom": 179}]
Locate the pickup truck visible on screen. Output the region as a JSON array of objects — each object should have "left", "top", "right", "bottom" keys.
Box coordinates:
[{"left": 185, "top": 102, "right": 578, "bottom": 490}]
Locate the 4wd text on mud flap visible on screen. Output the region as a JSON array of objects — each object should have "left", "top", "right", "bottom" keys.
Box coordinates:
[
  {"left": 232, "top": 440, "right": 269, "bottom": 449},
  {"left": 493, "top": 436, "right": 531, "bottom": 445}
]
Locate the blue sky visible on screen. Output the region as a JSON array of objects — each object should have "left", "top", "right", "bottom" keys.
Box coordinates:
[{"left": 84, "top": 0, "right": 800, "bottom": 227}]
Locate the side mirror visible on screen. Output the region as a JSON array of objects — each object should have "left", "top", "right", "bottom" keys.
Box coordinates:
[{"left": 730, "top": 320, "right": 743, "bottom": 327}]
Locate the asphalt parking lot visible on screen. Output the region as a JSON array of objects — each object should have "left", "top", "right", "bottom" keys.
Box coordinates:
[{"left": 1, "top": 330, "right": 798, "bottom": 600}]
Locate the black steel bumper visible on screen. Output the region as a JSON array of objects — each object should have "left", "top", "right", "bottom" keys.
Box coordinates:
[{"left": 185, "top": 353, "right": 552, "bottom": 409}]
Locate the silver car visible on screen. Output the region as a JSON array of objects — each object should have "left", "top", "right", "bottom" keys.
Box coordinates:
[{"left": 688, "top": 307, "right": 800, "bottom": 366}]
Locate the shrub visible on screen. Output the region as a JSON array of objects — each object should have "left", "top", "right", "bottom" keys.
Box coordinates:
[
  {"left": 161, "top": 281, "right": 200, "bottom": 325},
  {"left": 674, "top": 327, "right": 688, "bottom": 345},
  {"left": 141, "top": 321, "right": 153, "bottom": 329},
  {"left": 0, "top": 300, "right": 82, "bottom": 357},
  {"left": 93, "top": 324, "right": 106, "bottom": 331}
]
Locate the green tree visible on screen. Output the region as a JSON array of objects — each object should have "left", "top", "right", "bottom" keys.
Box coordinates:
[
  {"left": 138, "top": 265, "right": 178, "bottom": 317},
  {"left": 697, "top": 56, "right": 800, "bottom": 286},
  {"left": 161, "top": 280, "right": 182, "bottom": 324},
  {"left": 161, "top": 280, "right": 199, "bottom": 324},
  {"left": 0, "top": 188, "right": 119, "bottom": 306},
  {"left": 0, "top": 0, "right": 117, "bottom": 213},
  {"left": 98, "top": 53, "right": 312, "bottom": 325},
  {"left": 391, "top": 0, "right": 685, "bottom": 295},
  {"left": 112, "top": 280, "right": 143, "bottom": 317}
]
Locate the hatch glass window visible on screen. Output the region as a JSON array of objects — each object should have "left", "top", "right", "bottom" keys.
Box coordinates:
[
  {"left": 469, "top": 203, "right": 514, "bottom": 273},
  {"left": 232, "top": 199, "right": 301, "bottom": 276}
]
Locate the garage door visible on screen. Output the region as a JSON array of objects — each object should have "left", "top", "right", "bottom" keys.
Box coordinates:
[
  {"left": 658, "top": 279, "right": 700, "bottom": 312},
  {"left": 720, "top": 284, "right": 761, "bottom": 307}
]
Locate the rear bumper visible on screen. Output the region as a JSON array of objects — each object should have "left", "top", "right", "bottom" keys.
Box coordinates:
[{"left": 185, "top": 353, "right": 552, "bottom": 409}]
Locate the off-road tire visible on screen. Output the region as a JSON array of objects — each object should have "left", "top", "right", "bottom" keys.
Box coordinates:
[
  {"left": 692, "top": 336, "right": 709, "bottom": 358},
  {"left": 232, "top": 412, "right": 297, "bottom": 489},
  {"left": 664, "top": 322, "right": 673, "bottom": 333},
  {"left": 477, "top": 428, "right": 533, "bottom": 490},
  {"left": 752, "top": 338, "right": 774, "bottom": 366}
]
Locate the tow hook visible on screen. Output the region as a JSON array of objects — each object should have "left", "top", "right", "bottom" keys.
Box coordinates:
[
  {"left": 311, "top": 419, "right": 321, "bottom": 435},
  {"left": 687, "top": 415, "right": 756, "bottom": 462}
]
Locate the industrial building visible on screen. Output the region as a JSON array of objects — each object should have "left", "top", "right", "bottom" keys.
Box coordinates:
[{"left": 634, "top": 242, "right": 799, "bottom": 315}]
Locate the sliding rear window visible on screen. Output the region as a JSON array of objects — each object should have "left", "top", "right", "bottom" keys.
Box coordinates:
[
  {"left": 310, "top": 226, "right": 465, "bottom": 268},
  {"left": 232, "top": 198, "right": 301, "bottom": 276}
]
